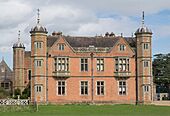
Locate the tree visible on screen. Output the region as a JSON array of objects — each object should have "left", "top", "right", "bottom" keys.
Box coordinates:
[
  {"left": 0, "top": 87, "right": 10, "bottom": 99},
  {"left": 153, "top": 53, "right": 170, "bottom": 93}
]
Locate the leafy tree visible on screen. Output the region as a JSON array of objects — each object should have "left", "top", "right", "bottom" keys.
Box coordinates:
[
  {"left": 0, "top": 87, "right": 10, "bottom": 99},
  {"left": 21, "top": 82, "right": 31, "bottom": 99},
  {"left": 153, "top": 53, "right": 170, "bottom": 93}
]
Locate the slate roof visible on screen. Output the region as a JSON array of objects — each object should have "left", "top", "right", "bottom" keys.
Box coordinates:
[{"left": 47, "top": 35, "right": 136, "bottom": 48}]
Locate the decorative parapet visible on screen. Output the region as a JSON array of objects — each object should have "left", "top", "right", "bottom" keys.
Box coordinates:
[
  {"left": 53, "top": 71, "right": 70, "bottom": 77},
  {"left": 114, "top": 71, "right": 131, "bottom": 77}
]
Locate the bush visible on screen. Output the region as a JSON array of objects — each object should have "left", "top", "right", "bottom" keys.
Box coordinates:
[{"left": 0, "top": 87, "right": 10, "bottom": 99}]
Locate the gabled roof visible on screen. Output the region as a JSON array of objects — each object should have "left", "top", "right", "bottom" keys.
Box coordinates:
[
  {"left": 0, "top": 59, "right": 13, "bottom": 81},
  {"left": 47, "top": 35, "right": 136, "bottom": 49},
  {"left": 0, "top": 59, "right": 12, "bottom": 73}
]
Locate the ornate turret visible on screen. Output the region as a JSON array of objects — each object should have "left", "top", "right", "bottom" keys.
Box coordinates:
[
  {"left": 30, "top": 9, "right": 47, "bottom": 34},
  {"left": 13, "top": 31, "right": 25, "bottom": 48},
  {"left": 135, "top": 11, "right": 153, "bottom": 103},
  {"left": 30, "top": 9, "right": 47, "bottom": 103},
  {"left": 135, "top": 11, "right": 152, "bottom": 34},
  {"left": 13, "top": 30, "right": 25, "bottom": 92}
]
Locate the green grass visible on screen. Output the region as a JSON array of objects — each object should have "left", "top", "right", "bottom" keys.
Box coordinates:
[{"left": 0, "top": 104, "right": 170, "bottom": 116}]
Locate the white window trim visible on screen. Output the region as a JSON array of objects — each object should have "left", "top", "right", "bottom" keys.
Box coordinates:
[
  {"left": 56, "top": 80, "right": 67, "bottom": 96},
  {"left": 96, "top": 80, "right": 105, "bottom": 96},
  {"left": 79, "top": 80, "right": 89, "bottom": 96},
  {"left": 117, "top": 79, "right": 128, "bottom": 96},
  {"left": 96, "top": 58, "right": 104, "bottom": 72},
  {"left": 80, "top": 58, "right": 88, "bottom": 72},
  {"left": 35, "top": 84, "right": 43, "bottom": 93},
  {"left": 143, "top": 85, "right": 150, "bottom": 93}
]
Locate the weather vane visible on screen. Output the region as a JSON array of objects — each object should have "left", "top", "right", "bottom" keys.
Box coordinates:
[
  {"left": 18, "top": 30, "right": 21, "bottom": 41},
  {"left": 37, "top": 9, "right": 40, "bottom": 24},
  {"left": 142, "top": 11, "right": 145, "bottom": 26}
]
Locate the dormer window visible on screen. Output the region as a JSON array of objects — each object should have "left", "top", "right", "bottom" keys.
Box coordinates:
[
  {"left": 119, "top": 44, "right": 126, "bottom": 51},
  {"left": 58, "top": 44, "right": 65, "bottom": 50}
]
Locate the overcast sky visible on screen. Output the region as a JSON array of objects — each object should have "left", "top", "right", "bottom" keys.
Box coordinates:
[{"left": 0, "top": 0, "right": 170, "bottom": 68}]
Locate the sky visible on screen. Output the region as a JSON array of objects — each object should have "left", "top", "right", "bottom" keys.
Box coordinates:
[{"left": 0, "top": 0, "right": 170, "bottom": 69}]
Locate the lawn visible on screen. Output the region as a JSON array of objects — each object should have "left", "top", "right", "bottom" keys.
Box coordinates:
[{"left": 0, "top": 104, "right": 170, "bottom": 116}]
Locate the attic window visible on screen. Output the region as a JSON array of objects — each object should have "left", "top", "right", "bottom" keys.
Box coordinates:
[
  {"left": 58, "top": 44, "right": 65, "bottom": 51},
  {"left": 119, "top": 44, "right": 126, "bottom": 51}
]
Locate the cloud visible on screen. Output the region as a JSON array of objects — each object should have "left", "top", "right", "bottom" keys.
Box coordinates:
[
  {"left": 0, "top": 0, "right": 32, "bottom": 29},
  {"left": 0, "top": 0, "right": 170, "bottom": 69},
  {"left": 70, "top": 16, "right": 138, "bottom": 36}
]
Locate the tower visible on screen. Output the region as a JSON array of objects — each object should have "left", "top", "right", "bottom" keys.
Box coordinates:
[
  {"left": 30, "top": 9, "right": 48, "bottom": 103},
  {"left": 13, "top": 30, "right": 25, "bottom": 92},
  {"left": 135, "top": 12, "right": 153, "bottom": 103}
]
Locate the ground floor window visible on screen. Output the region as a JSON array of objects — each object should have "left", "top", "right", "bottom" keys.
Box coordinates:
[
  {"left": 119, "top": 80, "right": 126, "bottom": 95},
  {"left": 80, "top": 81, "right": 88, "bottom": 95},
  {"left": 96, "top": 81, "right": 105, "bottom": 95},
  {"left": 57, "top": 80, "right": 66, "bottom": 95},
  {"left": 1, "top": 82, "right": 10, "bottom": 90},
  {"left": 144, "top": 85, "right": 149, "bottom": 92},
  {"left": 35, "top": 85, "right": 43, "bottom": 92}
]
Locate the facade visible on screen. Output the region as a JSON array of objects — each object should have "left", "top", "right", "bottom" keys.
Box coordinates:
[
  {"left": 13, "top": 11, "right": 153, "bottom": 104},
  {"left": 0, "top": 58, "right": 13, "bottom": 92}
]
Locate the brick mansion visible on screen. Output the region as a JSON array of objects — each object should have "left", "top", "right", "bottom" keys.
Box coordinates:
[{"left": 12, "top": 11, "right": 153, "bottom": 104}]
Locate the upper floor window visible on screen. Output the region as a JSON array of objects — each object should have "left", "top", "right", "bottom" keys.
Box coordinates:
[
  {"left": 119, "top": 44, "right": 126, "bottom": 51},
  {"left": 58, "top": 44, "right": 65, "bottom": 50},
  {"left": 96, "top": 81, "right": 105, "bottom": 95},
  {"left": 80, "top": 81, "right": 88, "bottom": 95},
  {"left": 81, "top": 58, "right": 88, "bottom": 72},
  {"left": 115, "top": 58, "right": 129, "bottom": 72},
  {"left": 54, "top": 57, "right": 69, "bottom": 71},
  {"left": 57, "top": 80, "right": 66, "bottom": 95},
  {"left": 97, "top": 58, "right": 104, "bottom": 71},
  {"left": 36, "top": 85, "right": 43, "bottom": 92},
  {"left": 144, "top": 43, "right": 149, "bottom": 50},
  {"left": 119, "top": 80, "right": 126, "bottom": 95},
  {"left": 144, "top": 61, "right": 149, "bottom": 67},
  {"left": 35, "top": 60, "right": 42, "bottom": 67},
  {"left": 35, "top": 42, "right": 42, "bottom": 49}
]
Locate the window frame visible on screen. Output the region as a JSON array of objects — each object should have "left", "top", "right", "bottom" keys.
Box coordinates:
[
  {"left": 144, "top": 61, "right": 149, "bottom": 67},
  {"left": 97, "top": 58, "right": 104, "bottom": 72},
  {"left": 96, "top": 81, "right": 105, "bottom": 96},
  {"left": 119, "top": 44, "right": 126, "bottom": 51},
  {"left": 58, "top": 44, "right": 65, "bottom": 51},
  {"left": 115, "top": 57, "right": 130, "bottom": 72},
  {"left": 144, "top": 85, "right": 149, "bottom": 92},
  {"left": 143, "top": 43, "right": 149, "bottom": 50},
  {"left": 80, "top": 58, "right": 88, "bottom": 72},
  {"left": 35, "top": 41, "right": 43, "bottom": 49},
  {"left": 54, "top": 57, "right": 69, "bottom": 72},
  {"left": 35, "top": 85, "right": 43, "bottom": 93},
  {"left": 35, "top": 60, "right": 42, "bottom": 67},
  {"left": 57, "top": 80, "right": 66, "bottom": 96},
  {"left": 118, "top": 80, "right": 127, "bottom": 95},
  {"left": 80, "top": 81, "right": 89, "bottom": 96}
]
